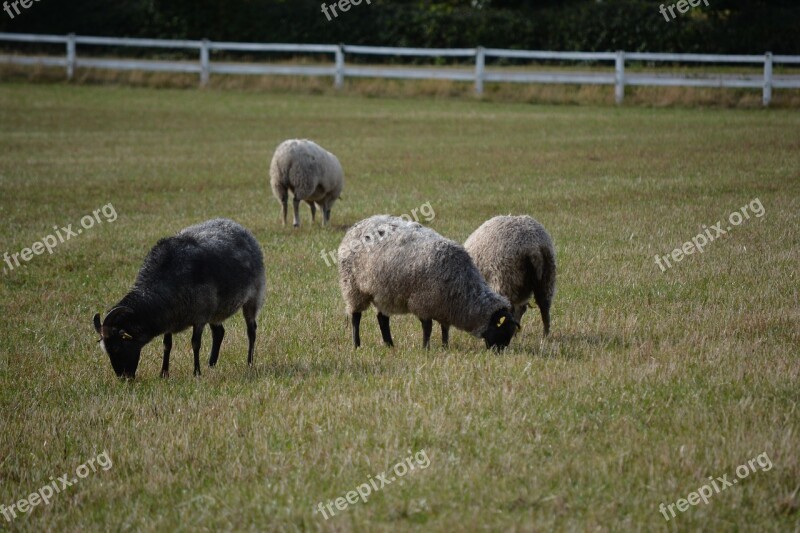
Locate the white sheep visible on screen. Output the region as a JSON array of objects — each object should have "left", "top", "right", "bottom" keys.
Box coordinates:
[
  {"left": 337, "top": 215, "right": 519, "bottom": 349},
  {"left": 269, "top": 139, "right": 344, "bottom": 227},
  {"left": 464, "top": 215, "right": 556, "bottom": 336}
]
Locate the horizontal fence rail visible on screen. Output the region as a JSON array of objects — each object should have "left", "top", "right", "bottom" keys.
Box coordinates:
[{"left": 1, "top": 32, "right": 799, "bottom": 105}]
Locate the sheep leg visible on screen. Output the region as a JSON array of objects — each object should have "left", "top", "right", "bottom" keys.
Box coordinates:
[
  {"left": 540, "top": 306, "right": 550, "bottom": 336},
  {"left": 292, "top": 197, "right": 301, "bottom": 228},
  {"left": 420, "top": 318, "right": 433, "bottom": 349},
  {"left": 307, "top": 201, "right": 317, "bottom": 223},
  {"left": 532, "top": 289, "right": 551, "bottom": 336},
  {"left": 441, "top": 324, "right": 449, "bottom": 348},
  {"left": 323, "top": 207, "right": 331, "bottom": 227},
  {"left": 191, "top": 324, "right": 204, "bottom": 376},
  {"left": 208, "top": 324, "right": 225, "bottom": 367},
  {"left": 240, "top": 303, "right": 259, "bottom": 366},
  {"left": 513, "top": 303, "right": 529, "bottom": 323},
  {"left": 351, "top": 312, "right": 362, "bottom": 348},
  {"left": 377, "top": 312, "right": 394, "bottom": 347},
  {"left": 279, "top": 197, "right": 288, "bottom": 226},
  {"left": 160, "top": 333, "right": 172, "bottom": 378},
  {"left": 246, "top": 320, "right": 257, "bottom": 366}
]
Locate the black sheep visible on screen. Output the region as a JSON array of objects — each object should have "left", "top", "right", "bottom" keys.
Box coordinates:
[{"left": 93, "top": 218, "right": 266, "bottom": 379}]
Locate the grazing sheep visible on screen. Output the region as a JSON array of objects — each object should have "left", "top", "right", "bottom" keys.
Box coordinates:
[
  {"left": 93, "top": 218, "right": 266, "bottom": 379},
  {"left": 464, "top": 215, "right": 556, "bottom": 336},
  {"left": 269, "top": 139, "right": 344, "bottom": 227},
  {"left": 338, "top": 215, "right": 519, "bottom": 350}
]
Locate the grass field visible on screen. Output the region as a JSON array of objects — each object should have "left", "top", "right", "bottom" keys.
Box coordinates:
[{"left": 0, "top": 82, "right": 798, "bottom": 531}]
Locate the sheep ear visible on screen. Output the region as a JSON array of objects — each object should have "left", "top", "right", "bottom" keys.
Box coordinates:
[{"left": 93, "top": 313, "right": 102, "bottom": 334}]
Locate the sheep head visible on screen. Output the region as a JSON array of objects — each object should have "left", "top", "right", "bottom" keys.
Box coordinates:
[
  {"left": 482, "top": 309, "right": 520, "bottom": 350},
  {"left": 93, "top": 306, "right": 146, "bottom": 379}
]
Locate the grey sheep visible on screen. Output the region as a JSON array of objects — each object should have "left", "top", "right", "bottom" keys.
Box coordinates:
[
  {"left": 337, "top": 215, "right": 519, "bottom": 350},
  {"left": 464, "top": 215, "right": 556, "bottom": 336},
  {"left": 93, "top": 218, "right": 266, "bottom": 379},
  {"left": 269, "top": 139, "right": 344, "bottom": 227}
]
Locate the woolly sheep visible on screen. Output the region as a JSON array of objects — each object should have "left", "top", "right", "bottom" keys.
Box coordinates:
[
  {"left": 269, "top": 139, "right": 344, "bottom": 227},
  {"left": 464, "top": 215, "right": 556, "bottom": 336},
  {"left": 337, "top": 215, "right": 520, "bottom": 350},
  {"left": 93, "top": 218, "right": 266, "bottom": 379}
]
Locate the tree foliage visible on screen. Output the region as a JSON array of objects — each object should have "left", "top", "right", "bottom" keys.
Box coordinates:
[{"left": 1, "top": 0, "right": 797, "bottom": 53}]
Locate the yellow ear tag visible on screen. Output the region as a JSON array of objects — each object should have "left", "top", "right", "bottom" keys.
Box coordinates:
[
  {"left": 497, "top": 316, "right": 506, "bottom": 327},
  {"left": 121, "top": 332, "right": 133, "bottom": 340}
]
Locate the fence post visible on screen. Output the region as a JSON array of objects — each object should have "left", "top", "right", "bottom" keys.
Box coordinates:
[
  {"left": 66, "top": 33, "right": 76, "bottom": 81},
  {"left": 475, "top": 46, "right": 485, "bottom": 95},
  {"left": 763, "top": 52, "right": 773, "bottom": 107},
  {"left": 335, "top": 44, "right": 345, "bottom": 89},
  {"left": 200, "top": 39, "right": 210, "bottom": 87},
  {"left": 614, "top": 50, "right": 625, "bottom": 105}
]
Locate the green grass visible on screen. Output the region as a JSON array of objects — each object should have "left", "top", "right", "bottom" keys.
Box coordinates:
[{"left": 0, "top": 82, "right": 798, "bottom": 531}]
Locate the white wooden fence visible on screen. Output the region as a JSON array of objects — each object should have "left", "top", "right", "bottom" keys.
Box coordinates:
[{"left": 1, "top": 32, "right": 799, "bottom": 106}]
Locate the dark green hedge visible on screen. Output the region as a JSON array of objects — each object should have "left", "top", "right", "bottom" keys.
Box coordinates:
[{"left": 1, "top": 0, "right": 797, "bottom": 54}]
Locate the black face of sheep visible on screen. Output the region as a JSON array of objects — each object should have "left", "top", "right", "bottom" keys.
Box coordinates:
[
  {"left": 93, "top": 307, "right": 146, "bottom": 379},
  {"left": 482, "top": 309, "right": 520, "bottom": 350}
]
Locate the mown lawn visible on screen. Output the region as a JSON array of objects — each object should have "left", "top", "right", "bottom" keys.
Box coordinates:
[{"left": 0, "top": 82, "right": 798, "bottom": 531}]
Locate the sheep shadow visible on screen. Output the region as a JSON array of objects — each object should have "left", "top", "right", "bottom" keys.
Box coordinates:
[
  {"left": 514, "top": 331, "right": 627, "bottom": 360},
  {"left": 247, "top": 359, "right": 387, "bottom": 380},
  {"left": 327, "top": 223, "right": 351, "bottom": 233}
]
